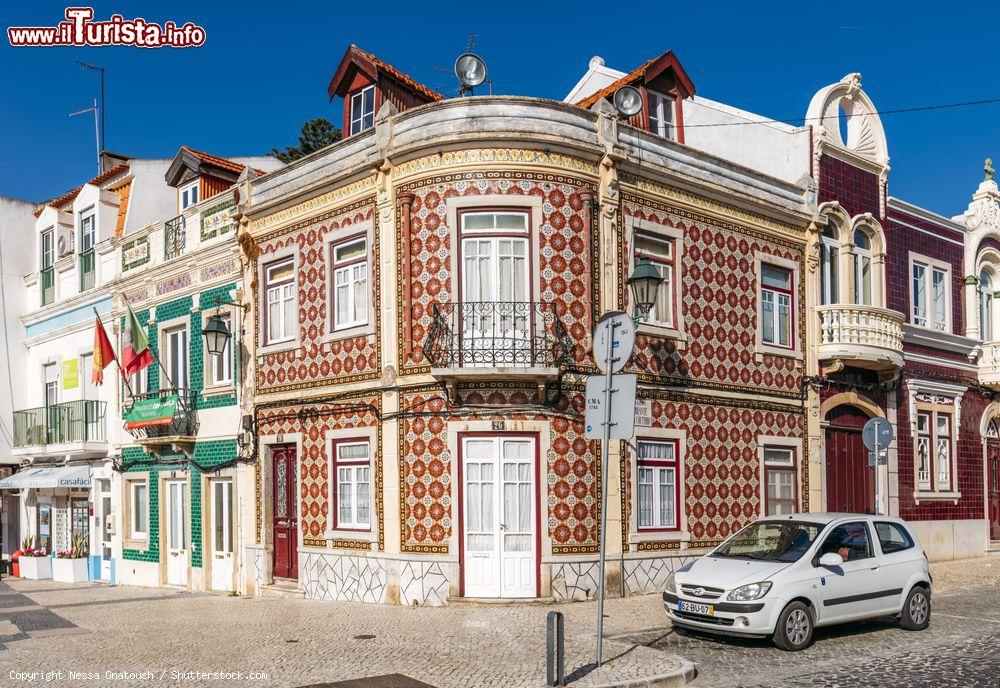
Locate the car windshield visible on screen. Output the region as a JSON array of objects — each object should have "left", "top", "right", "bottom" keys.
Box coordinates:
[{"left": 713, "top": 521, "right": 823, "bottom": 563}]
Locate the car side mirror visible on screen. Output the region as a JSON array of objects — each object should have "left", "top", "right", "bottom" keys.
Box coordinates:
[{"left": 819, "top": 552, "right": 844, "bottom": 568}]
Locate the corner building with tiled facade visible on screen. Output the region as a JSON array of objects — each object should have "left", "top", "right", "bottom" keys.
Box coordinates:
[{"left": 241, "top": 47, "right": 816, "bottom": 604}]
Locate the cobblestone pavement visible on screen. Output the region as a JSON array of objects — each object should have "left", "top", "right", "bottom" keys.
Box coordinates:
[
  {"left": 0, "top": 557, "right": 995, "bottom": 688},
  {"left": 0, "top": 578, "right": 687, "bottom": 688},
  {"left": 617, "top": 557, "right": 1000, "bottom": 688}
]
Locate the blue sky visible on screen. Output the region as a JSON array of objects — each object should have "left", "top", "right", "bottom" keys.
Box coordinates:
[{"left": 2, "top": 1, "right": 998, "bottom": 217}]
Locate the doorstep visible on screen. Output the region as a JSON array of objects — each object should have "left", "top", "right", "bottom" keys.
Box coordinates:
[
  {"left": 988, "top": 541, "right": 1000, "bottom": 558},
  {"left": 261, "top": 579, "right": 305, "bottom": 599},
  {"left": 446, "top": 595, "right": 556, "bottom": 605}
]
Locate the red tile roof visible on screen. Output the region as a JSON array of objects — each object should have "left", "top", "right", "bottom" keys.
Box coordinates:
[
  {"left": 328, "top": 44, "right": 443, "bottom": 103},
  {"left": 33, "top": 163, "right": 130, "bottom": 217},
  {"left": 575, "top": 51, "right": 695, "bottom": 109},
  {"left": 180, "top": 146, "right": 248, "bottom": 175}
]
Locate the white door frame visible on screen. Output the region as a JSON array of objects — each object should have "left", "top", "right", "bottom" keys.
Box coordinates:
[
  {"left": 209, "top": 479, "right": 234, "bottom": 591},
  {"left": 459, "top": 433, "right": 539, "bottom": 599},
  {"left": 164, "top": 479, "right": 188, "bottom": 587}
]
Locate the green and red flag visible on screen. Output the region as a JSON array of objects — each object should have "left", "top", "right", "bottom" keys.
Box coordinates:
[
  {"left": 91, "top": 316, "right": 116, "bottom": 385},
  {"left": 121, "top": 303, "right": 152, "bottom": 376}
]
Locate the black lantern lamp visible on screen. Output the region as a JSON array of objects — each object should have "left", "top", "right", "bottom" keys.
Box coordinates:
[
  {"left": 202, "top": 314, "right": 232, "bottom": 357},
  {"left": 627, "top": 259, "right": 664, "bottom": 325}
]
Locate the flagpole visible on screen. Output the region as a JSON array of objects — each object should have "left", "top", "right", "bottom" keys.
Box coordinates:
[
  {"left": 94, "top": 307, "right": 133, "bottom": 397},
  {"left": 121, "top": 295, "right": 178, "bottom": 394}
]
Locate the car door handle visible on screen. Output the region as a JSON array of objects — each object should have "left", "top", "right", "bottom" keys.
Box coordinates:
[{"left": 870, "top": 565, "right": 880, "bottom": 571}]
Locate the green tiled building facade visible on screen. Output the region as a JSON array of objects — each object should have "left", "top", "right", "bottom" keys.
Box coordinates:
[{"left": 121, "top": 282, "right": 239, "bottom": 574}]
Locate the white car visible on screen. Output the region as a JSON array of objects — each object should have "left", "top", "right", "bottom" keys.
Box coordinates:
[{"left": 663, "top": 513, "right": 932, "bottom": 651}]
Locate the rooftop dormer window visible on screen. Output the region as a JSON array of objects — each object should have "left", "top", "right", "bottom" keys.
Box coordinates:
[
  {"left": 648, "top": 90, "right": 676, "bottom": 141},
  {"left": 179, "top": 180, "right": 199, "bottom": 211},
  {"left": 349, "top": 84, "right": 376, "bottom": 135}
]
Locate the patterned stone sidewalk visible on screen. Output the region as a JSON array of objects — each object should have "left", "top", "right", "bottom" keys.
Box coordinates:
[{"left": 0, "top": 578, "right": 690, "bottom": 688}]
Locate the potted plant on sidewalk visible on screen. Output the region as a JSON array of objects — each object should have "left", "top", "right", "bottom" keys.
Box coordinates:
[
  {"left": 52, "top": 533, "right": 89, "bottom": 583},
  {"left": 18, "top": 538, "right": 51, "bottom": 580}
]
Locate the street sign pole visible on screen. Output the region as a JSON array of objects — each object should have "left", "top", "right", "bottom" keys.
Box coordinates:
[
  {"left": 862, "top": 417, "right": 893, "bottom": 516},
  {"left": 595, "top": 317, "right": 615, "bottom": 668},
  {"left": 589, "top": 311, "right": 636, "bottom": 668}
]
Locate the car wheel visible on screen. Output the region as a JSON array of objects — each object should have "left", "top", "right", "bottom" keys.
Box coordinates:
[
  {"left": 900, "top": 586, "right": 931, "bottom": 631},
  {"left": 773, "top": 601, "right": 814, "bottom": 651}
]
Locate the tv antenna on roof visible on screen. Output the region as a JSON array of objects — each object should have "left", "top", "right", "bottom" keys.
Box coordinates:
[
  {"left": 76, "top": 61, "right": 105, "bottom": 155},
  {"left": 454, "top": 34, "right": 490, "bottom": 97},
  {"left": 69, "top": 99, "right": 100, "bottom": 175}
]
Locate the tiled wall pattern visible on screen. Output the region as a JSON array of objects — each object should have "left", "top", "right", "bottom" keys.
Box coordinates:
[
  {"left": 121, "top": 440, "right": 237, "bottom": 566},
  {"left": 627, "top": 396, "right": 805, "bottom": 546},
  {"left": 256, "top": 201, "right": 379, "bottom": 393},
  {"left": 818, "top": 155, "right": 883, "bottom": 219},
  {"left": 299, "top": 551, "right": 387, "bottom": 603},
  {"left": 887, "top": 208, "right": 965, "bottom": 335},
  {"left": 257, "top": 399, "right": 382, "bottom": 542},
  {"left": 398, "top": 174, "right": 597, "bottom": 373},
  {"left": 622, "top": 199, "right": 804, "bottom": 397},
  {"left": 399, "top": 390, "right": 599, "bottom": 553}
]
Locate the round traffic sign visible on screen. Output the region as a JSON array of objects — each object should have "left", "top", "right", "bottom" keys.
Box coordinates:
[
  {"left": 592, "top": 311, "right": 636, "bottom": 374},
  {"left": 862, "top": 417, "right": 893, "bottom": 451}
]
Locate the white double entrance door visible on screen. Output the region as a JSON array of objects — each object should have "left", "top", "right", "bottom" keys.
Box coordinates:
[
  {"left": 462, "top": 436, "right": 536, "bottom": 598},
  {"left": 165, "top": 480, "right": 189, "bottom": 586}
]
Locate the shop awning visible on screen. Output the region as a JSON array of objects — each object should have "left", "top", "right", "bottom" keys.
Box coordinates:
[{"left": 0, "top": 466, "right": 92, "bottom": 490}]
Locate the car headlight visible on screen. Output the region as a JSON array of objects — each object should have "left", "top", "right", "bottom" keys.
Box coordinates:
[
  {"left": 727, "top": 581, "right": 772, "bottom": 601},
  {"left": 665, "top": 572, "right": 676, "bottom": 594}
]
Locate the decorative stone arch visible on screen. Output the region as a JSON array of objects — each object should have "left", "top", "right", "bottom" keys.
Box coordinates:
[
  {"left": 819, "top": 391, "right": 885, "bottom": 421},
  {"left": 805, "top": 73, "right": 889, "bottom": 168},
  {"left": 817, "top": 202, "right": 852, "bottom": 244},
  {"left": 979, "top": 401, "right": 1000, "bottom": 439},
  {"left": 809, "top": 203, "right": 888, "bottom": 308}
]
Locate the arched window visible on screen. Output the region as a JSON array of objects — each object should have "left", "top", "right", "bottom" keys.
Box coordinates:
[
  {"left": 853, "top": 230, "right": 872, "bottom": 306},
  {"left": 981, "top": 269, "right": 994, "bottom": 341},
  {"left": 820, "top": 226, "right": 839, "bottom": 305},
  {"left": 987, "top": 419, "right": 999, "bottom": 438}
]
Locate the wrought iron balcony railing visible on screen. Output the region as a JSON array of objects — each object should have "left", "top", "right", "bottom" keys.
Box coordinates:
[
  {"left": 422, "top": 301, "right": 571, "bottom": 369},
  {"left": 164, "top": 215, "right": 186, "bottom": 260},
  {"left": 123, "top": 387, "right": 197, "bottom": 441},
  {"left": 12, "top": 400, "right": 106, "bottom": 447}
]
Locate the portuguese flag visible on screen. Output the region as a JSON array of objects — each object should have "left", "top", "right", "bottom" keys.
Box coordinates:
[
  {"left": 91, "top": 316, "right": 117, "bottom": 385},
  {"left": 121, "top": 303, "right": 153, "bottom": 376}
]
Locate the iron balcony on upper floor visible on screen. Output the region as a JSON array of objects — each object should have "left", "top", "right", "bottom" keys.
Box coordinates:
[
  {"left": 815, "top": 304, "right": 905, "bottom": 375},
  {"left": 11, "top": 400, "right": 107, "bottom": 454},
  {"left": 422, "top": 301, "right": 571, "bottom": 399},
  {"left": 123, "top": 387, "right": 199, "bottom": 456}
]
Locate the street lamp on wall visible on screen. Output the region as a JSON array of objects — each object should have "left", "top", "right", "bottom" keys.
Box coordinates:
[
  {"left": 627, "top": 259, "right": 664, "bottom": 325},
  {"left": 200, "top": 294, "right": 247, "bottom": 356},
  {"left": 202, "top": 314, "right": 231, "bottom": 357}
]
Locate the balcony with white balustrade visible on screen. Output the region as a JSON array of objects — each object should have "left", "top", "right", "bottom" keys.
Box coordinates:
[{"left": 816, "top": 304, "right": 905, "bottom": 374}]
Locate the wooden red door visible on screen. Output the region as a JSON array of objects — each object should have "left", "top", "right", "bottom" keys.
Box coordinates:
[
  {"left": 988, "top": 440, "right": 1000, "bottom": 541},
  {"left": 825, "top": 406, "right": 875, "bottom": 514},
  {"left": 271, "top": 445, "right": 298, "bottom": 580}
]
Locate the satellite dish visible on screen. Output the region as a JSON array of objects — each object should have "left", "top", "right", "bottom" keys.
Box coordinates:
[
  {"left": 613, "top": 85, "right": 643, "bottom": 118},
  {"left": 455, "top": 52, "right": 487, "bottom": 92},
  {"left": 57, "top": 235, "right": 70, "bottom": 257}
]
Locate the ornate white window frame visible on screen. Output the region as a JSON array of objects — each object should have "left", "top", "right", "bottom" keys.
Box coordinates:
[{"left": 907, "top": 378, "right": 964, "bottom": 503}]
